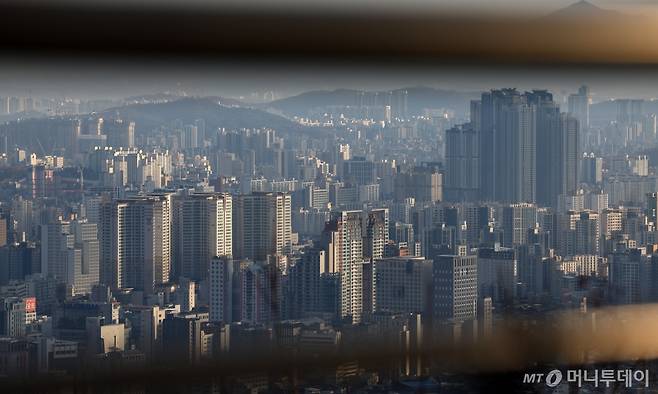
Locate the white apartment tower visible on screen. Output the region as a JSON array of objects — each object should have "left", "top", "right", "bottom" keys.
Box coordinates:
[
  {"left": 116, "top": 194, "right": 171, "bottom": 293},
  {"left": 233, "top": 192, "right": 291, "bottom": 261},
  {"left": 365, "top": 208, "right": 389, "bottom": 261},
  {"left": 326, "top": 210, "right": 364, "bottom": 324},
  {"left": 40, "top": 220, "right": 100, "bottom": 295},
  {"left": 178, "top": 193, "right": 232, "bottom": 282}
]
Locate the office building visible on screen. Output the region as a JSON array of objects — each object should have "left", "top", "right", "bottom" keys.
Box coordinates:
[
  {"left": 162, "top": 312, "right": 210, "bottom": 364},
  {"left": 609, "top": 248, "right": 646, "bottom": 305},
  {"left": 432, "top": 254, "right": 477, "bottom": 322},
  {"left": 373, "top": 256, "right": 432, "bottom": 314},
  {"left": 0, "top": 296, "right": 36, "bottom": 337},
  {"left": 343, "top": 157, "right": 377, "bottom": 185},
  {"left": 477, "top": 247, "right": 516, "bottom": 305},
  {"left": 501, "top": 203, "right": 537, "bottom": 247}
]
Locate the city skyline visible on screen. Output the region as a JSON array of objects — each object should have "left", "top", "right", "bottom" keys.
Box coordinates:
[
  {"left": 1, "top": 79, "right": 658, "bottom": 391},
  {"left": 5, "top": 0, "right": 658, "bottom": 391}
]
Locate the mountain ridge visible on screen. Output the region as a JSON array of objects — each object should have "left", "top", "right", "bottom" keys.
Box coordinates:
[
  {"left": 264, "top": 87, "right": 479, "bottom": 117},
  {"left": 99, "top": 97, "right": 322, "bottom": 136},
  {"left": 544, "top": 0, "right": 624, "bottom": 21}
]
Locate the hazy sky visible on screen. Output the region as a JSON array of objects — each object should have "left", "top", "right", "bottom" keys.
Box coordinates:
[{"left": 2, "top": 57, "right": 658, "bottom": 104}]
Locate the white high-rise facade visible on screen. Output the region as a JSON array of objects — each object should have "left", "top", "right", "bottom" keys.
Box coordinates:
[
  {"left": 178, "top": 193, "right": 232, "bottom": 282},
  {"left": 117, "top": 194, "right": 171, "bottom": 293},
  {"left": 40, "top": 220, "right": 100, "bottom": 295},
  {"left": 365, "top": 208, "right": 389, "bottom": 261},
  {"left": 234, "top": 192, "right": 291, "bottom": 261},
  {"left": 332, "top": 210, "right": 364, "bottom": 324}
]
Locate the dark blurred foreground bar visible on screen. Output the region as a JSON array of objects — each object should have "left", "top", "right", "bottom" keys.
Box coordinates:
[
  {"left": 1, "top": 1, "right": 658, "bottom": 64},
  {"left": 5, "top": 303, "right": 658, "bottom": 392}
]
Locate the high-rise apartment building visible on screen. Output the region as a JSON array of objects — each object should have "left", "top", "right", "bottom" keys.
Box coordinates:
[
  {"left": 495, "top": 99, "right": 536, "bottom": 203},
  {"left": 235, "top": 261, "right": 282, "bottom": 324},
  {"left": 478, "top": 89, "right": 519, "bottom": 201},
  {"left": 116, "top": 194, "right": 172, "bottom": 293},
  {"left": 394, "top": 166, "right": 443, "bottom": 203},
  {"left": 178, "top": 193, "right": 232, "bottom": 281},
  {"left": 647, "top": 192, "right": 658, "bottom": 224},
  {"left": 476, "top": 89, "right": 578, "bottom": 205},
  {"left": 364, "top": 208, "right": 389, "bottom": 261},
  {"left": 209, "top": 256, "right": 233, "bottom": 323},
  {"left": 97, "top": 197, "right": 120, "bottom": 289},
  {"left": 103, "top": 118, "right": 135, "bottom": 148},
  {"left": 40, "top": 222, "right": 71, "bottom": 282},
  {"left": 233, "top": 192, "right": 291, "bottom": 261},
  {"left": 181, "top": 124, "right": 199, "bottom": 150},
  {"left": 40, "top": 220, "right": 99, "bottom": 295},
  {"left": 559, "top": 210, "right": 600, "bottom": 257},
  {"left": 69, "top": 220, "right": 100, "bottom": 295},
  {"left": 574, "top": 211, "right": 600, "bottom": 256},
  {"left": 535, "top": 91, "right": 579, "bottom": 208},
  {"left": 287, "top": 248, "right": 323, "bottom": 318},
  {"left": 324, "top": 211, "right": 364, "bottom": 324},
  {"left": 581, "top": 153, "right": 603, "bottom": 185},
  {"left": 445, "top": 123, "right": 479, "bottom": 202},
  {"left": 568, "top": 85, "right": 590, "bottom": 130},
  {"left": 616, "top": 99, "right": 644, "bottom": 124}
]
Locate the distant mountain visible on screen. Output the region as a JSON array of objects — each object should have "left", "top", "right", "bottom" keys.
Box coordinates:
[
  {"left": 264, "top": 87, "right": 478, "bottom": 117},
  {"left": 100, "top": 97, "right": 321, "bottom": 136},
  {"left": 403, "top": 87, "right": 479, "bottom": 117},
  {"left": 589, "top": 100, "right": 617, "bottom": 123},
  {"left": 591, "top": 99, "right": 658, "bottom": 123},
  {"left": 264, "top": 89, "right": 362, "bottom": 115},
  {"left": 544, "top": 1, "right": 623, "bottom": 21},
  {"left": 122, "top": 93, "right": 244, "bottom": 107}
]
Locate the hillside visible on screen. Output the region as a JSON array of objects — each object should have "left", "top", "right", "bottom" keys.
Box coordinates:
[
  {"left": 545, "top": 0, "right": 621, "bottom": 21},
  {"left": 100, "top": 97, "right": 319, "bottom": 136},
  {"left": 264, "top": 87, "right": 478, "bottom": 117}
]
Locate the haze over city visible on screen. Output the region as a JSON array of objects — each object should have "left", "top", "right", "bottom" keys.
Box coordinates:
[{"left": 3, "top": 1, "right": 658, "bottom": 393}]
